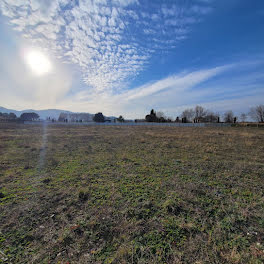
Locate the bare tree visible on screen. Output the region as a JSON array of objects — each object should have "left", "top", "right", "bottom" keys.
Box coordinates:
[
  {"left": 223, "top": 110, "right": 234, "bottom": 123},
  {"left": 156, "top": 111, "right": 166, "bottom": 119},
  {"left": 249, "top": 105, "right": 264, "bottom": 123},
  {"left": 167, "top": 116, "right": 173, "bottom": 122},
  {"left": 181, "top": 108, "right": 195, "bottom": 122},
  {"left": 204, "top": 111, "right": 219, "bottom": 123},
  {"left": 240, "top": 113, "right": 247, "bottom": 122},
  {"left": 194, "top": 105, "right": 207, "bottom": 120}
]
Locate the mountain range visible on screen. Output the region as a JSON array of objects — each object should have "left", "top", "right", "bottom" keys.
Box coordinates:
[{"left": 0, "top": 106, "right": 116, "bottom": 120}]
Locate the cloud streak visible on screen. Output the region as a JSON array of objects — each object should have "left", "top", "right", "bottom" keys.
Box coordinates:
[
  {"left": 118, "top": 65, "right": 231, "bottom": 101},
  {"left": 52, "top": 60, "right": 263, "bottom": 118},
  {"left": 2, "top": 0, "right": 262, "bottom": 118},
  {"left": 55, "top": 63, "right": 232, "bottom": 117}
]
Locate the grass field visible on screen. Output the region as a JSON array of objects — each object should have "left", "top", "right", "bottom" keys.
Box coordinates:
[{"left": 0, "top": 123, "right": 263, "bottom": 263}]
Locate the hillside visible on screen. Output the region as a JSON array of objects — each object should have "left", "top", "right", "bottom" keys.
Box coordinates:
[
  {"left": 0, "top": 106, "right": 73, "bottom": 120},
  {"left": 0, "top": 106, "right": 116, "bottom": 121}
]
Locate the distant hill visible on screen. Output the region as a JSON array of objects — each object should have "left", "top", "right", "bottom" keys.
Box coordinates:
[
  {"left": 0, "top": 106, "right": 73, "bottom": 120},
  {"left": 0, "top": 106, "right": 116, "bottom": 120}
]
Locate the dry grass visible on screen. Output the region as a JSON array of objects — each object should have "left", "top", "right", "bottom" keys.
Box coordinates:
[{"left": 0, "top": 123, "right": 263, "bottom": 263}]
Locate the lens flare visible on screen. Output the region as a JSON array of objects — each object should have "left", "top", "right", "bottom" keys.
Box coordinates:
[{"left": 25, "top": 50, "right": 52, "bottom": 75}]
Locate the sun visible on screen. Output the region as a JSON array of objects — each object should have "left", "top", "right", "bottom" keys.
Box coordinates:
[{"left": 25, "top": 50, "right": 52, "bottom": 75}]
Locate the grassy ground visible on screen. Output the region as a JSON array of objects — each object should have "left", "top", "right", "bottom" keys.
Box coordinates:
[{"left": 0, "top": 123, "right": 263, "bottom": 264}]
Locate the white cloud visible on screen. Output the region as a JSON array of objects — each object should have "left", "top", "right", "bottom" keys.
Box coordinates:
[
  {"left": 112, "top": 0, "right": 138, "bottom": 7},
  {"left": 54, "top": 64, "right": 232, "bottom": 118},
  {"left": 0, "top": 0, "right": 261, "bottom": 120},
  {"left": 116, "top": 65, "right": 231, "bottom": 101},
  {"left": 0, "top": 0, "right": 215, "bottom": 95},
  {"left": 189, "top": 5, "right": 213, "bottom": 15}
]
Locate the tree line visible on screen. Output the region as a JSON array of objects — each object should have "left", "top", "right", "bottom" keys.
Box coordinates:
[
  {"left": 93, "top": 113, "right": 125, "bottom": 123},
  {"left": 0, "top": 112, "right": 39, "bottom": 121},
  {"left": 0, "top": 104, "right": 263, "bottom": 123},
  {"left": 144, "top": 104, "right": 264, "bottom": 123}
]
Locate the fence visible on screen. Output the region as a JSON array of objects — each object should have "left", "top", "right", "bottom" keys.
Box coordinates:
[{"left": 24, "top": 121, "right": 232, "bottom": 127}]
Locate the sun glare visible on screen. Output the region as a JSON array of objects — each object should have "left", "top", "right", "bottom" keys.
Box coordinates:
[{"left": 25, "top": 50, "right": 52, "bottom": 75}]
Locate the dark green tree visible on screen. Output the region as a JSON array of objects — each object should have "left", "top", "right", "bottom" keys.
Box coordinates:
[
  {"left": 117, "top": 115, "right": 125, "bottom": 122},
  {"left": 20, "top": 112, "right": 39, "bottom": 121},
  {"left": 145, "top": 109, "right": 158, "bottom": 122},
  {"left": 93, "top": 112, "right": 105, "bottom": 122}
]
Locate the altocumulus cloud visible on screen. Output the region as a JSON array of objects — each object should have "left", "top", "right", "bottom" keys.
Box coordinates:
[
  {"left": 59, "top": 64, "right": 232, "bottom": 118},
  {"left": 0, "top": 0, "right": 214, "bottom": 95}
]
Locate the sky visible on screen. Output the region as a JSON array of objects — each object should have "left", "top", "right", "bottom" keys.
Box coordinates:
[{"left": 0, "top": 0, "right": 263, "bottom": 118}]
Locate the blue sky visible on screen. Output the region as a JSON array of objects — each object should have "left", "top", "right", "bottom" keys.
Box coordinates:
[{"left": 0, "top": 0, "right": 263, "bottom": 118}]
